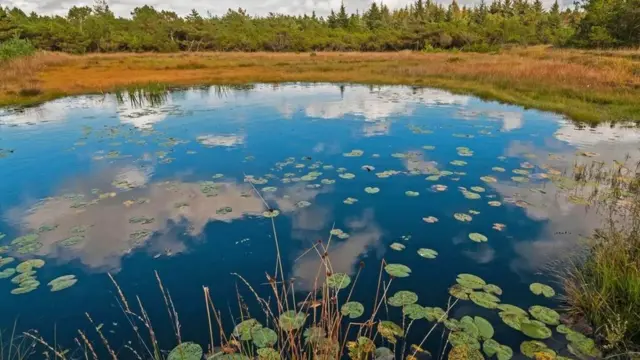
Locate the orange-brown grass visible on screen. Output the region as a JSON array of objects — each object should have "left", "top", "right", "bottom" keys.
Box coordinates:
[{"left": 1, "top": 46, "right": 639, "bottom": 124}]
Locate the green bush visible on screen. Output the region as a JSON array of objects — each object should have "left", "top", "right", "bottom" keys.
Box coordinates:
[{"left": 0, "top": 38, "right": 36, "bottom": 62}]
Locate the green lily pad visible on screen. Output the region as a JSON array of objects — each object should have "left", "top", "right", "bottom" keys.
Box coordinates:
[
  {"left": 405, "top": 191, "right": 420, "bottom": 197},
  {"left": 445, "top": 318, "right": 461, "bottom": 331},
  {"left": 16, "top": 259, "right": 45, "bottom": 273},
  {"left": 520, "top": 319, "right": 552, "bottom": 339},
  {"left": 261, "top": 186, "right": 278, "bottom": 192},
  {"left": 529, "top": 283, "right": 555, "bottom": 298},
  {"left": 470, "top": 291, "right": 500, "bottom": 309},
  {"left": 11, "top": 286, "right": 37, "bottom": 295},
  {"left": 384, "top": 264, "right": 411, "bottom": 278},
  {"left": 498, "top": 304, "right": 527, "bottom": 316},
  {"left": 129, "top": 216, "right": 155, "bottom": 224},
  {"left": 343, "top": 197, "right": 358, "bottom": 205},
  {"left": 378, "top": 321, "right": 403, "bottom": 344},
  {"left": 480, "top": 176, "right": 498, "bottom": 183},
  {"left": 252, "top": 328, "right": 277, "bottom": 348},
  {"left": 529, "top": 306, "right": 560, "bottom": 325},
  {"left": 168, "top": 342, "right": 203, "bottom": 360},
  {"left": 460, "top": 316, "right": 480, "bottom": 338},
  {"left": 303, "top": 326, "right": 326, "bottom": 345},
  {"left": 343, "top": 150, "right": 364, "bottom": 157},
  {"left": 488, "top": 201, "right": 502, "bottom": 207},
  {"left": 470, "top": 186, "right": 485, "bottom": 193},
  {"left": 463, "top": 191, "right": 482, "bottom": 200},
  {"left": 364, "top": 187, "right": 380, "bottom": 194},
  {"left": 233, "top": 319, "right": 262, "bottom": 341},
  {"left": 425, "top": 307, "right": 447, "bottom": 322},
  {"left": 257, "top": 348, "right": 279, "bottom": 360},
  {"left": 469, "top": 233, "right": 488, "bottom": 243},
  {"left": 327, "top": 273, "right": 351, "bottom": 290},
  {"left": 341, "top": 301, "right": 364, "bottom": 319},
  {"left": 451, "top": 160, "right": 467, "bottom": 166},
  {"left": 492, "top": 167, "right": 506, "bottom": 172},
  {"left": 454, "top": 213, "right": 473, "bottom": 222},
  {"left": 388, "top": 290, "right": 418, "bottom": 307},
  {"left": 449, "top": 345, "right": 484, "bottom": 360},
  {"left": 402, "top": 304, "right": 426, "bottom": 320},
  {"left": 511, "top": 176, "right": 529, "bottom": 183},
  {"left": 417, "top": 248, "right": 438, "bottom": 259},
  {"left": 48, "top": 275, "right": 78, "bottom": 292},
  {"left": 58, "top": 235, "right": 85, "bottom": 247},
  {"left": 390, "top": 243, "right": 405, "bottom": 251},
  {"left": 483, "top": 284, "right": 502, "bottom": 295},
  {"left": 483, "top": 339, "right": 513, "bottom": 360},
  {"left": 339, "top": 173, "right": 356, "bottom": 180},
  {"left": 422, "top": 216, "right": 439, "bottom": 223},
  {"left": 499, "top": 312, "right": 526, "bottom": 331},
  {"left": 0, "top": 268, "right": 16, "bottom": 279},
  {"left": 520, "top": 340, "right": 555, "bottom": 358},
  {"left": 456, "top": 274, "right": 486, "bottom": 289},
  {"left": 449, "top": 331, "right": 480, "bottom": 350},
  {"left": 474, "top": 316, "right": 494, "bottom": 340},
  {"left": 449, "top": 284, "right": 472, "bottom": 300},
  {"left": 0, "top": 257, "right": 16, "bottom": 267},
  {"left": 296, "top": 200, "right": 311, "bottom": 208},
  {"left": 278, "top": 311, "right": 306, "bottom": 331}
]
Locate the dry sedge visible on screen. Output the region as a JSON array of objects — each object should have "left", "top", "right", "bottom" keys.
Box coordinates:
[{"left": 1, "top": 47, "right": 639, "bottom": 124}]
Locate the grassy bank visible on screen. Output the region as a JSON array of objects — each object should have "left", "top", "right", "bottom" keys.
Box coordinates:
[
  {"left": 1, "top": 47, "right": 639, "bottom": 124},
  {"left": 563, "top": 161, "right": 640, "bottom": 354}
]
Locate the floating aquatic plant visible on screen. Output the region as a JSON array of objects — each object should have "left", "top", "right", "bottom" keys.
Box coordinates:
[
  {"left": 454, "top": 213, "right": 472, "bottom": 222},
  {"left": 432, "top": 184, "right": 448, "bottom": 191},
  {"left": 528, "top": 305, "right": 559, "bottom": 325},
  {"left": 390, "top": 243, "right": 406, "bottom": 251},
  {"left": 492, "top": 167, "right": 506, "bottom": 172},
  {"left": 321, "top": 179, "right": 335, "bottom": 185},
  {"left": 327, "top": 273, "right": 351, "bottom": 290},
  {"left": 519, "top": 319, "right": 552, "bottom": 339},
  {"left": 488, "top": 201, "right": 502, "bottom": 207},
  {"left": 364, "top": 187, "right": 380, "bottom": 194},
  {"left": 341, "top": 301, "right": 364, "bottom": 319},
  {"left": 405, "top": 191, "right": 419, "bottom": 197},
  {"left": 451, "top": 160, "right": 467, "bottom": 166},
  {"left": 233, "top": 319, "right": 261, "bottom": 341},
  {"left": 470, "top": 186, "right": 485, "bottom": 193},
  {"left": 483, "top": 339, "right": 513, "bottom": 360},
  {"left": 167, "top": 342, "right": 203, "bottom": 360},
  {"left": 48, "top": 275, "right": 78, "bottom": 292},
  {"left": 16, "top": 259, "right": 45, "bottom": 273},
  {"left": 343, "top": 150, "right": 364, "bottom": 157},
  {"left": 422, "top": 216, "right": 438, "bottom": 223},
  {"left": 462, "top": 191, "right": 481, "bottom": 200},
  {"left": 468, "top": 233, "right": 488, "bottom": 243},
  {"left": 520, "top": 340, "right": 554, "bottom": 358},
  {"left": 417, "top": 248, "right": 438, "bottom": 259},
  {"left": 58, "top": 235, "right": 84, "bottom": 247},
  {"left": 456, "top": 274, "right": 486, "bottom": 289},
  {"left": 529, "top": 283, "right": 555, "bottom": 298},
  {"left": 0, "top": 257, "right": 15, "bottom": 267},
  {"left": 0, "top": 268, "right": 16, "bottom": 279},
  {"left": 343, "top": 197, "right": 358, "bottom": 205},
  {"left": 480, "top": 176, "right": 498, "bottom": 183},
  {"left": 278, "top": 311, "right": 306, "bottom": 331},
  {"left": 252, "top": 328, "right": 278, "bottom": 348},
  {"left": 469, "top": 291, "right": 500, "bottom": 309},
  {"left": 295, "top": 201, "right": 311, "bottom": 208},
  {"left": 384, "top": 264, "right": 411, "bottom": 278},
  {"left": 378, "top": 321, "right": 403, "bottom": 344},
  {"left": 388, "top": 290, "right": 418, "bottom": 307}
]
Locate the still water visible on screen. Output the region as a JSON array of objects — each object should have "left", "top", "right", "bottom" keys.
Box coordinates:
[{"left": 1, "top": 84, "right": 637, "bottom": 358}]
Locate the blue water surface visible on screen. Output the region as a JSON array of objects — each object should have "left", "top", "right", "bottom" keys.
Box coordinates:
[{"left": 1, "top": 84, "right": 638, "bottom": 359}]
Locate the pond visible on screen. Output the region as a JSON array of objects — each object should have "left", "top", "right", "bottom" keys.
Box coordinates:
[{"left": 1, "top": 83, "right": 637, "bottom": 359}]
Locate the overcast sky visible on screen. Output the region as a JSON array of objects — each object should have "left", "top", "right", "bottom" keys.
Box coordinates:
[{"left": 6, "top": 0, "right": 567, "bottom": 18}]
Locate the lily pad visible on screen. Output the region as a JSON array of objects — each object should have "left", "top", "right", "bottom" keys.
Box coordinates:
[
  {"left": 233, "top": 319, "right": 262, "bottom": 341},
  {"left": 529, "top": 283, "right": 555, "bottom": 298},
  {"left": 462, "top": 191, "right": 482, "bottom": 200},
  {"left": 449, "top": 284, "right": 472, "bottom": 300},
  {"left": 520, "top": 341, "right": 555, "bottom": 358},
  {"left": 448, "top": 332, "right": 480, "bottom": 350},
  {"left": 499, "top": 311, "right": 526, "bottom": 331},
  {"left": 483, "top": 339, "right": 513, "bottom": 360},
  {"left": 303, "top": 326, "right": 326, "bottom": 345},
  {"left": 341, "top": 301, "right": 364, "bottom": 319},
  {"left": 470, "top": 186, "right": 485, "bottom": 193},
  {"left": 339, "top": 173, "right": 356, "bottom": 180},
  {"left": 424, "top": 307, "right": 447, "bottom": 322},
  {"left": 480, "top": 176, "right": 498, "bottom": 183},
  {"left": 470, "top": 291, "right": 500, "bottom": 309},
  {"left": 278, "top": 311, "right": 306, "bottom": 331},
  {"left": 327, "top": 273, "right": 351, "bottom": 290},
  {"left": 16, "top": 259, "right": 45, "bottom": 273},
  {"left": 252, "top": 328, "right": 278, "bottom": 348},
  {"left": 520, "top": 319, "right": 552, "bottom": 339},
  {"left": 48, "top": 275, "right": 78, "bottom": 292},
  {"left": 364, "top": 187, "right": 380, "bottom": 194},
  {"left": 257, "top": 348, "right": 279, "bottom": 360},
  {"left": 449, "top": 345, "right": 484, "bottom": 360},
  {"left": 474, "top": 316, "right": 494, "bottom": 340},
  {"left": 528, "top": 306, "right": 559, "bottom": 325},
  {"left": 488, "top": 201, "right": 502, "bottom": 207},
  {"left": 417, "top": 248, "right": 438, "bottom": 259},
  {"left": 378, "top": 321, "right": 403, "bottom": 344},
  {"left": 11, "top": 286, "right": 37, "bottom": 295},
  {"left": 492, "top": 167, "right": 506, "bottom": 172},
  {"left": 343, "top": 150, "right": 364, "bottom": 157},
  {"left": 390, "top": 242, "right": 406, "bottom": 251},
  {"left": 469, "top": 233, "right": 488, "bottom": 243},
  {"left": 0, "top": 257, "right": 15, "bottom": 267},
  {"left": 343, "top": 197, "right": 358, "bottom": 205},
  {"left": 511, "top": 176, "right": 530, "bottom": 183},
  {"left": 405, "top": 191, "right": 420, "bottom": 197},
  {"left": 422, "top": 216, "right": 438, "bottom": 223},
  {"left": 460, "top": 316, "right": 480, "bottom": 338},
  {"left": 168, "top": 342, "right": 203, "bottom": 360},
  {"left": 384, "top": 264, "right": 411, "bottom": 278},
  {"left": 454, "top": 213, "right": 472, "bottom": 222},
  {"left": 403, "top": 304, "right": 426, "bottom": 320},
  {"left": 451, "top": 160, "right": 467, "bottom": 166},
  {"left": 483, "top": 284, "right": 502, "bottom": 295},
  {"left": 457, "top": 274, "right": 486, "bottom": 289},
  {"left": 0, "top": 268, "right": 16, "bottom": 279},
  {"left": 387, "top": 290, "right": 418, "bottom": 307}
]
